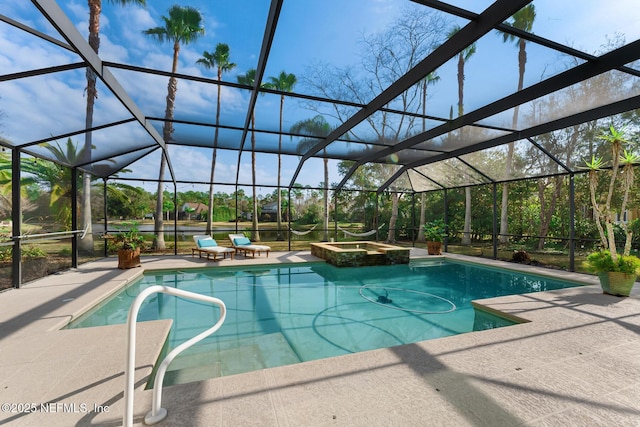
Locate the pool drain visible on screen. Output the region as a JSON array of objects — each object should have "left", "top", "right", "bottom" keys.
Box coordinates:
[
  {"left": 359, "top": 285, "right": 456, "bottom": 314},
  {"left": 376, "top": 289, "right": 393, "bottom": 304}
]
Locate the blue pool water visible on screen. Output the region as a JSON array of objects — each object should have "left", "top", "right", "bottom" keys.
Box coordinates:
[{"left": 67, "top": 260, "right": 582, "bottom": 385}]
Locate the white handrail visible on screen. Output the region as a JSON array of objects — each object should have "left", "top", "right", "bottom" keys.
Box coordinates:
[
  {"left": 123, "top": 285, "right": 226, "bottom": 427},
  {"left": 13, "top": 224, "right": 90, "bottom": 241}
]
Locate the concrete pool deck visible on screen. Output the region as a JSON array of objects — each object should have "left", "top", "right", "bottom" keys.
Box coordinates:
[{"left": 1, "top": 249, "right": 639, "bottom": 426}]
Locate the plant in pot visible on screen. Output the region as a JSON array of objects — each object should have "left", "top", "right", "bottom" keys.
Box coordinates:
[
  {"left": 114, "top": 222, "right": 144, "bottom": 269},
  {"left": 423, "top": 219, "right": 446, "bottom": 255},
  {"left": 583, "top": 125, "right": 640, "bottom": 296}
]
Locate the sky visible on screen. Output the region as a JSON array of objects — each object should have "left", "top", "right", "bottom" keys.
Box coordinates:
[{"left": 1, "top": 0, "right": 639, "bottom": 194}]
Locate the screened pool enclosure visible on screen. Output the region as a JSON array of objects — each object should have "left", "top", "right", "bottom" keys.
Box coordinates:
[{"left": 1, "top": 0, "right": 640, "bottom": 287}]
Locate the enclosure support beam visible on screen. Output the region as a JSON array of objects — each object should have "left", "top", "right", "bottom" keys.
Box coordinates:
[
  {"left": 569, "top": 174, "right": 575, "bottom": 272},
  {"left": 443, "top": 189, "right": 448, "bottom": 253},
  {"left": 287, "top": 190, "right": 291, "bottom": 250},
  {"left": 334, "top": 191, "right": 339, "bottom": 242},
  {"left": 173, "top": 185, "right": 178, "bottom": 256},
  {"left": 411, "top": 193, "right": 416, "bottom": 247},
  {"left": 375, "top": 194, "right": 380, "bottom": 241},
  {"left": 12, "top": 148, "right": 21, "bottom": 288},
  {"left": 71, "top": 167, "right": 78, "bottom": 268},
  {"left": 103, "top": 179, "right": 108, "bottom": 257},
  {"left": 234, "top": 187, "right": 239, "bottom": 235},
  {"left": 492, "top": 183, "right": 498, "bottom": 260}
]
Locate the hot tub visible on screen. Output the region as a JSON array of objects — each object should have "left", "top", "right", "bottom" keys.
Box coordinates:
[{"left": 310, "top": 241, "right": 410, "bottom": 267}]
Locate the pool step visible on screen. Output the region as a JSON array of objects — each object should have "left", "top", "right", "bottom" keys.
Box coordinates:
[
  {"left": 164, "top": 332, "right": 300, "bottom": 385},
  {"left": 409, "top": 261, "right": 446, "bottom": 269}
]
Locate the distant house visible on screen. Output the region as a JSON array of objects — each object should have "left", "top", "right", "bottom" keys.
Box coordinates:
[
  {"left": 261, "top": 202, "right": 277, "bottom": 221},
  {"left": 616, "top": 208, "right": 640, "bottom": 224},
  {"left": 180, "top": 202, "right": 208, "bottom": 220},
  {"left": 260, "top": 202, "right": 287, "bottom": 222}
]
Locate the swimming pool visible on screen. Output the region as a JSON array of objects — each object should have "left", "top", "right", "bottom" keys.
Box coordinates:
[{"left": 67, "top": 260, "right": 582, "bottom": 385}]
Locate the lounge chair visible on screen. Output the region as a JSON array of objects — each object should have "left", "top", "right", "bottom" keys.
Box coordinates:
[
  {"left": 192, "top": 235, "right": 235, "bottom": 261},
  {"left": 228, "top": 233, "right": 271, "bottom": 258}
]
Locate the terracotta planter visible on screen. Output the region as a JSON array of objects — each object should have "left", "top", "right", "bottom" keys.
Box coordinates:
[
  {"left": 597, "top": 272, "right": 637, "bottom": 297},
  {"left": 118, "top": 248, "right": 141, "bottom": 269},
  {"left": 427, "top": 241, "right": 442, "bottom": 255}
]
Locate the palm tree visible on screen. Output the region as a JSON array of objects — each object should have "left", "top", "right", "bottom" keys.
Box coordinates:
[
  {"left": 14, "top": 158, "right": 69, "bottom": 227},
  {"left": 291, "top": 115, "right": 332, "bottom": 241},
  {"left": 39, "top": 139, "right": 91, "bottom": 228},
  {"left": 0, "top": 152, "right": 38, "bottom": 219},
  {"left": 237, "top": 68, "right": 262, "bottom": 241},
  {"left": 0, "top": 139, "right": 122, "bottom": 229},
  {"left": 448, "top": 25, "right": 476, "bottom": 246},
  {"left": 196, "top": 43, "right": 236, "bottom": 235},
  {"left": 265, "top": 71, "right": 297, "bottom": 240},
  {"left": 81, "top": 0, "right": 146, "bottom": 253},
  {"left": 499, "top": 4, "right": 536, "bottom": 244},
  {"left": 417, "top": 72, "right": 439, "bottom": 242},
  {"left": 144, "top": 5, "right": 204, "bottom": 250}
]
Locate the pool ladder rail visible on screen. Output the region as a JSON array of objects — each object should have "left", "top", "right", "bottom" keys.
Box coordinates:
[{"left": 123, "top": 285, "right": 227, "bottom": 427}]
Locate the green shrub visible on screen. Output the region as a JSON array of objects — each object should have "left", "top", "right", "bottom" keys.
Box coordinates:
[
  {"left": 0, "top": 246, "right": 47, "bottom": 261},
  {"left": 423, "top": 219, "right": 446, "bottom": 242},
  {"left": 0, "top": 247, "right": 11, "bottom": 262},
  {"left": 59, "top": 247, "right": 72, "bottom": 256},
  {"left": 584, "top": 250, "right": 640, "bottom": 275},
  {"left": 22, "top": 246, "right": 47, "bottom": 259}
]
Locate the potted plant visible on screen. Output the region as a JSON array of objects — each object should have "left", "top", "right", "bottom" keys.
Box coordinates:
[
  {"left": 114, "top": 222, "right": 144, "bottom": 269},
  {"left": 583, "top": 125, "right": 640, "bottom": 296},
  {"left": 423, "top": 219, "right": 446, "bottom": 255}
]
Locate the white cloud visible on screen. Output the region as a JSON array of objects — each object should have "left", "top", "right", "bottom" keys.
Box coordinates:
[
  {"left": 65, "top": 1, "right": 87, "bottom": 24},
  {"left": 0, "top": 25, "right": 79, "bottom": 74},
  {"left": 115, "top": 6, "right": 156, "bottom": 34},
  {"left": 98, "top": 34, "right": 130, "bottom": 63},
  {"left": 1, "top": 72, "right": 88, "bottom": 145}
]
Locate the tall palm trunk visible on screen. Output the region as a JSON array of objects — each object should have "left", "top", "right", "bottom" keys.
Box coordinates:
[
  {"left": 276, "top": 95, "right": 283, "bottom": 240},
  {"left": 462, "top": 187, "right": 472, "bottom": 244},
  {"left": 206, "top": 149, "right": 216, "bottom": 232},
  {"left": 154, "top": 155, "right": 167, "bottom": 249},
  {"left": 461, "top": 126, "right": 472, "bottom": 245},
  {"left": 457, "top": 52, "right": 472, "bottom": 246},
  {"left": 153, "top": 43, "right": 180, "bottom": 250},
  {"left": 387, "top": 193, "right": 400, "bottom": 243},
  {"left": 417, "top": 193, "right": 426, "bottom": 242},
  {"left": 323, "top": 157, "right": 329, "bottom": 241},
  {"left": 79, "top": 0, "right": 102, "bottom": 254},
  {"left": 145, "top": 5, "right": 203, "bottom": 250},
  {"left": 251, "top": 115, "right": 260, "bottom": 242},
  {"left": 206, "top": 67, "right": 223, "bottom": 235},
  {"left": 418, "top": 80, "right": 427, "bottom": 242}
]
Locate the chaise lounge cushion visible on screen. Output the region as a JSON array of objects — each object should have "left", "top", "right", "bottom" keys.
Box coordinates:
[
  {"left": 233, "top": 237, "right": 251, "bottom": 246},
  {"left": 198, "top": 238, "right": 218, "bottom": 248}
]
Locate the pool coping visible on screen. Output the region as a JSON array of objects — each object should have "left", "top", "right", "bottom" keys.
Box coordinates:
[{"left": 1, "top": 249, "right": 639, "bottom": 426}]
